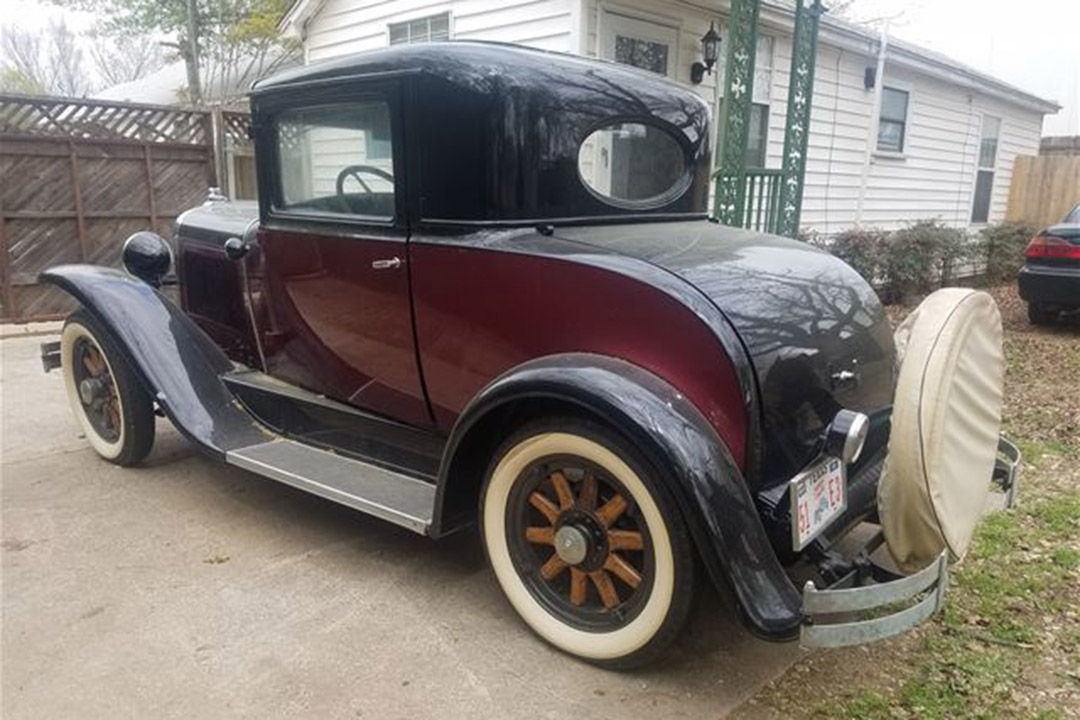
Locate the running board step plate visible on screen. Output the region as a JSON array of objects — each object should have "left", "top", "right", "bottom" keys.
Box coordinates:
[{"left": 227, "top": 439, "right": 436, "bottom": 535}]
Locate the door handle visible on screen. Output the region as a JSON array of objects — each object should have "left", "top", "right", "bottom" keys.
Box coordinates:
[{"left": 371, "top": 257, "right": 402, "bottom": 270}]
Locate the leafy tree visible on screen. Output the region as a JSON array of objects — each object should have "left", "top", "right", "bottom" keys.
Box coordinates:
[{"left": 51, "top": 0, "right": 298, "bottom": 104}]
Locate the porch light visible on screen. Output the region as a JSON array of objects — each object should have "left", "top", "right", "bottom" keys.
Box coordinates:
[{"left": 691, "top": 23, "right": 721, "bottom": 84}]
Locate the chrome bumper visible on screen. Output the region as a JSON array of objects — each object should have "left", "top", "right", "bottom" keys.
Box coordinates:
[
  {"left": 800, "top": 435, "right": 1021, "bottom": 649},
  {"left": 800, "top": 550, "right": 947, "bottom": 648}
]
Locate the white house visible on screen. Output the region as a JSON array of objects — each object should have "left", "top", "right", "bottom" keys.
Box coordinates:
[{"left": 278, "top": 0, "right": 1060, "bottom": 236}]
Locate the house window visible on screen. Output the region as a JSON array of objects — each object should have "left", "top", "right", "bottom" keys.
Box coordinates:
[
  {"left": 389, "top": 12, "right": 450, "bottom": 45},
  {"left": 877, "top": 87, "right": 908, "bottom": 153},
  {"left": 715, "top": 35, "right": 773, "bottom": 168},
  {"left": 971, "top": 115, "right": 1001, "bottom": 223},
  {"left": 746, "top": 104, "right": 769, "bottom": 168}
]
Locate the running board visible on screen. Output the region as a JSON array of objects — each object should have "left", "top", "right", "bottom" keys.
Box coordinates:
[{"left": 226, "top": 439, "right": 436, "bottom": 535}]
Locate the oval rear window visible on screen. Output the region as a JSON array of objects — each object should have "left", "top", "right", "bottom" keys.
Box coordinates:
[{"left": 578, "top": 122, "right": 688, "bottom": 206}]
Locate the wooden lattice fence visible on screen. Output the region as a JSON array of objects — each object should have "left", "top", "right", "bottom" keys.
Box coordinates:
[{"left": 0, "top": 93, "right": 252, "bottom": 322}]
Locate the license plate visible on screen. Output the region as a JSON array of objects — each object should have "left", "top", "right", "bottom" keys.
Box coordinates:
[{"left": 789, "top": 456, "right": 847, "bottom": 551}]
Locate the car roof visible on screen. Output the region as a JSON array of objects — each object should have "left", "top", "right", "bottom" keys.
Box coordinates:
[
  {"left": 252, "top": 41, "right": 689, "bottom": 99},
  {"left": 250, "top": 41, "right": 714, "bottom": 224}
]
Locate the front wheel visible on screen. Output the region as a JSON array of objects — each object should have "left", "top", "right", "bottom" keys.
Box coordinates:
[
  {"left": 480, "top": 418, "right": 694, "bottom": 668},
  {"left": 61, "top": 310, "right": 155, "bottom": 466}
]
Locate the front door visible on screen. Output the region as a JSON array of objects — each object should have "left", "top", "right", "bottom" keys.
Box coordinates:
[{"left": 251, "top": 85, "right": 431, "bottom": 428}]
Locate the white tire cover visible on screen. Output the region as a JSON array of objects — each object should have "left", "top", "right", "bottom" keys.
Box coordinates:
[{"left": 878, "top": 288, "right": 1004, "bottom": 573}]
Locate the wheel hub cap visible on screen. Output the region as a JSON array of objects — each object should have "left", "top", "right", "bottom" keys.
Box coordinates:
[
  {"left": 79, "top": 377, "right": 104, "bottom": 405},
  {"left": 554, "top": 525, "right": 589, "bottom": 565}
]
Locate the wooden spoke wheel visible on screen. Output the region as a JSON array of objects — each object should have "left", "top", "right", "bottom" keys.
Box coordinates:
[
  {"left": 481, "top": 418, "right": 694, "bottom": 668},
  {"left": 507, "top": 458, "right": 654, "bottom": 630},
  {"left": 71, "top": 337, "right": 123, "bottom": 444},
  {"left": 61, "top": 311, "right": 155, "bottom": 466}
]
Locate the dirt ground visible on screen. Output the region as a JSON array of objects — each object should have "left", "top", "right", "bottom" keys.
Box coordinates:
[{"left": 734, "top": 284, "right": 1080, "bottom": 720}]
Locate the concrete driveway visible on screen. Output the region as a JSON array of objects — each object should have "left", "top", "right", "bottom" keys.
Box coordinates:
[{"left": 1, "top": 329, "right": 800, "bottom": 720}]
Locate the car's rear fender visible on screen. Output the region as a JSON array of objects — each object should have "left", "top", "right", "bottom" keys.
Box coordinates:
[
  {"left": 39, "top": 265, "right": 270, "bottom": 457},
  {"left": 434, "top": 353, "right": 802, "bottom": 640}
]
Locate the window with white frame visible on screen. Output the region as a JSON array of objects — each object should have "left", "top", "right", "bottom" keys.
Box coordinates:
[
  {"left": 877, "top": 87, "right": 908, "bottom": 153},
  {"left": 389, "top": 12, "right": 450, "bottom": 45},
  {"left": 971, "top": 115, "right": 1000, "bottom": 223},
  {"left": 715, "top": 34, "right": 773, "bottom": 168}
]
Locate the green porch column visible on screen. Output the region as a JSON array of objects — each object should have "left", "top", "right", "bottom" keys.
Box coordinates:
[
  {"left": 776, "top": 0, "right": 825, "bottom": 238},
  {"left": 714, "top": 0, "right": 761, "bottom": 227}
]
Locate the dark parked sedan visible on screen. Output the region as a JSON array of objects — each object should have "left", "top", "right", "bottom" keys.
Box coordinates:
[{"left": 1020, "top": 202, "right": 1080, "bottom": 324}]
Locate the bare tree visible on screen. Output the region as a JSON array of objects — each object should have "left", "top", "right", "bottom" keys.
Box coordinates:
[
  {"left": 0, "top": 21, "right": 92, "bottom": 96},
  {"left": 88, "top": 32, "right": 164, "bottom": 87}
]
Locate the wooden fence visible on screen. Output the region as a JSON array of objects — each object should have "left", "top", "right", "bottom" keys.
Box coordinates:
[
  {"left": 0, "top": 93, "right": 252, "bottom": 322},
  {"left": 1006, "top": 155, "right": 1080, "bottom": 229}
]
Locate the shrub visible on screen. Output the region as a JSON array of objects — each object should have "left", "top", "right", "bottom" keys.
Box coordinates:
[
  {"left": 882, "top": 220, "right": 968, "bottom": 304},
  {"left": 975, "top": 221, "right": 1038, "bottom": 283},
  {"left": 827, "top": 227, "right": 889, "bottom": 286}
]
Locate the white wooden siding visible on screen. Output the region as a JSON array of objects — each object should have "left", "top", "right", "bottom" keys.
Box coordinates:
[
  {"left": 305, "top": 0, "right": 576, "bottom": 62},
  {"left": 301, "top": 0, "right": 1048, "bottom": 235}
]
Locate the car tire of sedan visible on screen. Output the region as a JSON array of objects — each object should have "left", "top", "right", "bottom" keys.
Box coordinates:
[
  {"left": 480, "top": 418, "right": 694, "bottom": 668},
  {"left": 61, "top": 310, "right": 155, "bottom": 466},
  {"left": 1027, "top": 302, "right": 1059, "bottom": 326}
]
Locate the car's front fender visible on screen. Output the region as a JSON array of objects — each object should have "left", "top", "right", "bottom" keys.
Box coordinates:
[
  {"left": 39, "top": 265, "right": 269, "bottom": 457},
  {"left": 435, "top": 353, "right": 802, "bottom": 640}
]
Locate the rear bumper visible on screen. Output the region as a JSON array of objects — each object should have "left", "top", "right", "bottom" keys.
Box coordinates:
[
  {"left": 1018, "top": 264, "right": 1080, "bottom": 307},
  {"left": 798, "top": 436, "right": 1020, "bottom": 648},
  {"left": 801, "top": 546, "right": 947, "bottom": 648}
]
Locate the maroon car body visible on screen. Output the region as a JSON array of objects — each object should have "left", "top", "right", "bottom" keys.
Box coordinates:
[{"left": 40, "top": 42, "right": 927, "bottom": 666}]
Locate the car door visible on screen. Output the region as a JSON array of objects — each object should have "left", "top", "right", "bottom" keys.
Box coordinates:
[{"left": 250, "top": 82, "right": 431, "bottom": 428}]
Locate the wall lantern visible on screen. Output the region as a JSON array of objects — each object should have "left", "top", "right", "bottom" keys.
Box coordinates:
[{"left": 690, "top": 22, "right": 721, "bottom": 84}]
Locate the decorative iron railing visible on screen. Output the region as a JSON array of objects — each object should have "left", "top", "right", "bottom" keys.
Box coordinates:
[{"left": 713, "top": 168, "right": 786, "bottom": 235}]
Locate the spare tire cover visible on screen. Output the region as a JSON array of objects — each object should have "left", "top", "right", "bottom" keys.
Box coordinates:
[{"left": 878, "top": 288, "right": 1004, "bottom": 573}]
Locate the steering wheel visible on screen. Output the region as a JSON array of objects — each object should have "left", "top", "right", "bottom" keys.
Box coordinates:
[{"left": 335, "top": 165, "right": 394, "bottom": 196}]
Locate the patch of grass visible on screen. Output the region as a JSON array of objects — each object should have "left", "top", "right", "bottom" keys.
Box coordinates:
[
  {"left": 898, "top": 634, "right": 1017, "bottom": 719},
  {"left": 1050, "top": 547, "right": 1079, "bottom": 569},
  {"left": 823, "top": 487, "right": 1080, "bottom": 719},
  {"left": 817, "top": 689, "right": 893, "bottom": 719},
  {"left": 1010, "top": 438, "right": 1066, "bottom": 466},
  {"left": 203, "top": 554, "right": 230, "bottom": 565}
]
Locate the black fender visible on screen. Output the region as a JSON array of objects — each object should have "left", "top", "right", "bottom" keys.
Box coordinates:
[
  {"left": 433, "top": 353, "right": 802, "bottom": 640},
  {"left": 40, "top": 265, "right": 269, "bottom": 457}
]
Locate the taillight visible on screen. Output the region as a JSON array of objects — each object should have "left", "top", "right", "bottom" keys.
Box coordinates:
[{"left": 1025, "top": 234, "right": 1080, "bottom": 259}]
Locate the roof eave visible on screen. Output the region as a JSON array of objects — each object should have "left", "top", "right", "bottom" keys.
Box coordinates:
[
  {"left": 278, "top": 0, "right": 322, "bottom": 37},
  {"left": 759, "top": 1, "right": 1060, "bottom": 116}
]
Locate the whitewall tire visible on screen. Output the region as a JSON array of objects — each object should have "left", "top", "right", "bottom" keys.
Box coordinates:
[
  {"left": 61, "top": 310, "right": 155, "bottom": 466},
  {"left": 480, "top": 418, "right": 693, "bottom": 668}
]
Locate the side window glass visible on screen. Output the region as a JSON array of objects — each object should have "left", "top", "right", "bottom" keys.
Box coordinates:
[{"left": 276, "top": 101, "right": 395, "bottom": 219}]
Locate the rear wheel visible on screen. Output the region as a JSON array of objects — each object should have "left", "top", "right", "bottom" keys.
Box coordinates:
[
  {"left": 61, "top": 311, "right": 155, "bottom": 466},
  {"left": 480, "top": 418, "right": 694, "bottom": 668},
  {"left": 1027, "top": 302, "right": 1059, "bottom": 326}
]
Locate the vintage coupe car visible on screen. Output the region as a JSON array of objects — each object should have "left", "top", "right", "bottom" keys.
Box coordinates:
[
  {"left": 40, "top": 43, "right": 1016, "bottom": 667},
  {"left": 1020, "top": 202, "right": 1080, "bottom": 325}
]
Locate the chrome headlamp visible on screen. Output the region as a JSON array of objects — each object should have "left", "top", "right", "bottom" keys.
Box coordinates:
[{"left": 824, "top": 409, "right": 870, "bottom": 465}]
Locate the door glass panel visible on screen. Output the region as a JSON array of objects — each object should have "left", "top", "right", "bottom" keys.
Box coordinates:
[
  {"left": 276, "top": 102, "right": 395, "bottom": 218},
  {"left": 614, "top": 35, "right": 669, "bottom": 75},
  {"left": 601, "top": 13, "right": 677, "bottom": 79}
]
